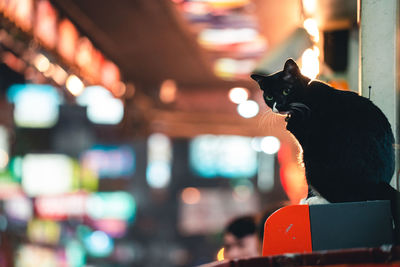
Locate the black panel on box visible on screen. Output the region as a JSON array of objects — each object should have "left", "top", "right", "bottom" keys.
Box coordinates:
[
  {"left": 309, "top": 200, "right": 394, "bottom": 251},
  {"left": 323, "top": 29, "right": 349, "bottom": 72}
]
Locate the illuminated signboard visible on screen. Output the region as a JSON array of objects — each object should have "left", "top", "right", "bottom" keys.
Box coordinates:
[
  {"left": 22, "top": 154, "right": 74, "bottom": 197},
  {"left": 15, "top": 245, "right": 58, "bottom": 266},
  {"left": 7, "top": 84, "right": 62, "bottom": 128},
  {"left": 9, "top": 156, "right": 23, "bottom": 182},
  {"left": 101, "top": 60, "right": 120, "bottom": 95},
  {"left": 35, "top": 0, "right": 57, "bottom": 49},
  {"left": 74, "top": 38, "right": 105, "bottom": 84},
  {"left": 189, "top": 135, "right": 257, "bottom": 178},
  {"left": 213, "top": 57, "right": 257, "bottom": 80},
  {"left": 75, "top": 37, "right": 93, "bottom": 72},
  {"left": 80, "top": 145, "right": 135, "bottom": 178},
  {"left": 4, "top": 194, "right": 33, "bottom": 222},
  {"left": 35, "top": 192, "right": 88, "bottom": 220},
  {"left": 2, "top": 0, "right": 34, "bottom": 32},
  {"left": 86, "top": 191, "right": 136, "bottom": 222},
  {"left": 84, "top": 230, "right": 114, "bottom": 258},
  {"left": 146, "top": 133, "right": 172, "bottom": 188},
  {"left": 92, "top": 218, "right": 127, "bottom": 238},
  {"left": 58, "top": 19, "right": 79, "bottom": 64},
  {"left": 27, "top": 219, "right": 61, "bottom": 245},
  {"left": 0, "top": 126, "right": 10, "bottom": 171},
  {"left": 87, "top": 48, "right": 104, "bottom": 83},
  {"left": 0, "top": 0, "right": 122, "bottom": 92},
  {"left": 77, "top": 86, "right": 124, "bottom": 125},
  {"left": 66, "top": 240, "right": 86, "bottom": 267},
  {"left": 0, "top": 180, "right": 23, "bottom": 199}
]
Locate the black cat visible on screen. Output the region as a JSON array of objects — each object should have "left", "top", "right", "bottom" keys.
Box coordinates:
[{"left": 251, "top": 59, "right": 399, "bottom": 239}]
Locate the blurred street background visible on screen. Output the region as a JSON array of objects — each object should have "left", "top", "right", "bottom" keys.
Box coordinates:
[{"left": 0, "top": 0, "right": 385, "bottom": 266}]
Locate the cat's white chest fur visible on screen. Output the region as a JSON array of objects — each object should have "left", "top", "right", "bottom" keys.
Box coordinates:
[
  {"left": 300, "top": 196, "right": 330, "bottom": 205},
  {"left": 300, "top": 187, "right": 330, "bottom": 205},
  {"left": 272, "top": 102, "right": 279, "bottom": 113}
]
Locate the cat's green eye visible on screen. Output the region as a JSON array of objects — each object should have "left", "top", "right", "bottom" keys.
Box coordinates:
[
  {"left": 265, "top": 95, "right": 273, "bottom": 101},
  {"left": 283, "top": 88, "right": 291, "bottom": 96}
]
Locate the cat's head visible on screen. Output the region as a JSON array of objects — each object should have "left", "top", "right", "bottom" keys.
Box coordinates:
[{"left": 251, "top": 59, "right": 310, "bottom": 117}]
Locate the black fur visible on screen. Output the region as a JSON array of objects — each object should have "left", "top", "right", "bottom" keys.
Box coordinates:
[{"left": 251, "top": 59, "right": 400, "bottom": 241}]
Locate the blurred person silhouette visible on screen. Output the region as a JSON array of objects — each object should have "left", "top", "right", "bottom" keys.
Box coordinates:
[{"left": 223, "top": 215, "right": 261, "bottom": 260}]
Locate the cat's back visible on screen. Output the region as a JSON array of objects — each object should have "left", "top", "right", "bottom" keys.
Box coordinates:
[
  {"left": 304, "top": 80, "right": 395, "bottom": 186},
  {"left": 308, "top": 81, "right": 391, "bottom": 130}
]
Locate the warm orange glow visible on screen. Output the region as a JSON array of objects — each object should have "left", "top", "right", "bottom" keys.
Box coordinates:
[
  {"left": 13, "top": 0, "right": 33, "bottom": 32},
  {"left": 214, "top": 58, "right": 257, "bottom": 79},
  {"left": 302, "top": 0, "right": 317, "bottom": 15},
  {"left": 43, "top": 64, "right": 54, "bottom": 78},
  {"left": 101, "top": 61, "right": 121, "bottom": 93},
  {"left": 75, "top": 37, "right": 93, "bottom": 69},
  {"left": 208, "top": 0, "right": 249, "bottom": 10},
  {"left": 66, "top": 75, "right": 84, "bottom": 96},
  {"left": 303, "top": 18, "right": 319, "bottom": 42},
  {"left": 33, "top": 54, "right": 50, "bottom": 73},
  {"left": 125, "top": 83, "right": 136, "bottom": 98},
  {"left": 300, "top": 47, "right": 319, "bottom": 79},
  {"left": 113, "top": 82, "right": 126, "bottom": 98},
  {"left": 312, "top": 45, "right": 320, "bottom": 56},
  {"left": 329, "top": 80, "right": 349, "bottom": 91},
  {"left": 217, "top": 247, "right": 225, "bottom": 261},
  {"left": 181, "top": 187, "right": 201, "bottom": 205},
  {"left": 277, "top": 144, "right": 307, "bottom": 204},
  {"left": 160, "top": 79, "right": 177, "bottom": 103},
  {"left": 280, "top": 163, "right": 308, "bottom": 204},
  {"left": 35, "top": 0, "right": 57, "bottom": 49},
  {"left": 52, "top": 65, "right": 68, "bottom": 85},
  {"left": 3, "top": 52, "right": 26, "bottom": 72},
  {"left": 182, "top": 2, "right": 210, "bottom": 15},
  {"left": 58, "top": 19, "right": 79, "bottom": 63}
]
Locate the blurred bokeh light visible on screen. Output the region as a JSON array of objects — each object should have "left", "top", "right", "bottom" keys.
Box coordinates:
[
  {"left": 237, "top": 100, "right": 259, "bottom": 118},
  {"left": 228, "top": 87, "right": 249, "bottom": 104}
]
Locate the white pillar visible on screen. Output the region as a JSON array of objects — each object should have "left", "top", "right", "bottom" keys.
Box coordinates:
[{"left": 359, "top": 0, "right": 399, "bottom": 187}]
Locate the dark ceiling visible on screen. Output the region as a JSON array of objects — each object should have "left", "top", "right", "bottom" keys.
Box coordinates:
[
  {"left": 51, "top": 0, "right": 233, "bottom": 88},
  {"left": 48, "top": 0, "right": 305, "bottom": 140},
  {"left": 50, "top": 0, "right": 306, "bottom": 89}
]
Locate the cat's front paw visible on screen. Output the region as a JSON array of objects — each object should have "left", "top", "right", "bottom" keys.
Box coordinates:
[{"left": 300, "top": 196, "right": 330, "bottom": 205}]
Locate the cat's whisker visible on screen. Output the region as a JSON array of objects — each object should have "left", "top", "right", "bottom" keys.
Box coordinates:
[
  {"left": 271, "top": 111, "right": 282, "bottom": 129},
  {"left": 289, "top": 107, "right": 305, "bottom": 117},
  {"left": 258, "top": 109, "right": 271, "bottom": 129},
  {"left": 290, "top": 102, "right": 311, "bottom": 111},
  {"left": 290, "top": 103, "right": 311, "bottom": 114},
  {"left": 269, "top": 110, "right": 278, "bottom": 129},
  {"left": 288, "top": 102, "right": 311, "bottom": 118},
  {"left": 290, "top": 107, "right": 302, "bottom": 112},
  {"left": 258, "top": 108, "right": 278, "bottom": 130}
]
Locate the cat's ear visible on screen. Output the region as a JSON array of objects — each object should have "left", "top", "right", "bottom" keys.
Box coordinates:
[
  {"left": 250, "top": 74, "right": 266, "bottom": 83},
  {"left": 283, "top": 59, "right": 300, "bottom": 77}
]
